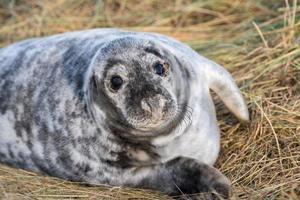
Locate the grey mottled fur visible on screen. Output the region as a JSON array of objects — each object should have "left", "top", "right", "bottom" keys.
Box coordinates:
[{"left": 0, "top": 29, "right": 249, "bottom": 199}]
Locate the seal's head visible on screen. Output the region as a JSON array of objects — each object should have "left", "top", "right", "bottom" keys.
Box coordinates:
[{"left": 89, "top": 36, "right": 190, "bottom": 135}]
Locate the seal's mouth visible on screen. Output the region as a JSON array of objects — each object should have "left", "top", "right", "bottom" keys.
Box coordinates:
[
  {"left": 127, "top": 103, "right": 193, "bottom": 134},
  {"left": 126, "top": 113, "right": 169, "bottom": 131},
  {"left": 158, "top": 104, "right": 193, "bottom": 134}
]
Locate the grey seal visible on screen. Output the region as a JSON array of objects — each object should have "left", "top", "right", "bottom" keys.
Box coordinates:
[{"left": 0, "top": 29, "right": 249, "bottom": 199}]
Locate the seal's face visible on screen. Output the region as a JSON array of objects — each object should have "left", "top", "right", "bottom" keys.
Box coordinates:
[{"left": 91, "top": 37, "right": 188, "bottom": 133}]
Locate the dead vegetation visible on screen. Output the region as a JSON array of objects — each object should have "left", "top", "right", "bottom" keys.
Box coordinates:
[{"left": 0, "top": 0, "right": 299, "bottom": 199}]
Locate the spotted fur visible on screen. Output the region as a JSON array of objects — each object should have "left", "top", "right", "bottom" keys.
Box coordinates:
[{"left": 0, "top": 29, "right": 248, "bottom": 199}]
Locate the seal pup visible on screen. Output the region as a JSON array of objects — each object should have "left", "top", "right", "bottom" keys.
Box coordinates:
[{"left": 0, "top": 29, "right": 249, "bottom": 199}]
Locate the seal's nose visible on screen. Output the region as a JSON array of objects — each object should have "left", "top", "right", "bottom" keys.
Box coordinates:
[{"left": 141, "top": 94, "right": 166, "bottom": 121}]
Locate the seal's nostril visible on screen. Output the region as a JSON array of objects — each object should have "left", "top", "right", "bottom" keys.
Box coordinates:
[
  {"left": 141, "top": 95, "right": 167, "bottom": 122},
  {"left": 158, "top": 97, "right": 166, "bottom": 108},
  {"left": 141, "top": 99, "right": 151, "bottom": 113}
]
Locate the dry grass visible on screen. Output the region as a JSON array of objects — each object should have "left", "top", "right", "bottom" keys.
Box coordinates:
[{"left": 0, "top": 0, "right": 300, "bottom": 199}]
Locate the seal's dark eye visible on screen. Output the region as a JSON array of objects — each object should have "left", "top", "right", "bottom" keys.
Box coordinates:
[
  {"left": 154, "top": 63, "right": 165, "bottom": 76},
  {"left": 110, "top": 75, "right": 123, "bottom": 91}
]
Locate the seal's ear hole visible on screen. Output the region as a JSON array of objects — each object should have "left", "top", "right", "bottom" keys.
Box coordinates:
[{"left": 91, "top": 75, "right": 99, "bottom": 91}]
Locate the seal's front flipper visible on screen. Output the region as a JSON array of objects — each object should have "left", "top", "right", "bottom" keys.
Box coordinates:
[
  {"left": 203, "top": 60, "right": 249, "bottom": 122},
  {"left": 122, "top": 157, "right": 231, "bottom": 199}
]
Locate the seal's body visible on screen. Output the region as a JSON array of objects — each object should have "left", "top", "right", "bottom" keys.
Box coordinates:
[{"left": 0, "top": 29, "right": 248, "bottom": 198}]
